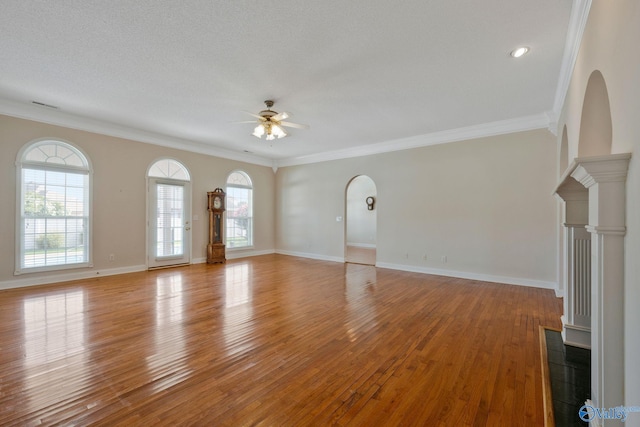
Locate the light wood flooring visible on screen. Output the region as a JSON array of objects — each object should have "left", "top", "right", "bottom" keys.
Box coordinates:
[{"left": 0, "top": 254, "right": 562, "bottom": 426}]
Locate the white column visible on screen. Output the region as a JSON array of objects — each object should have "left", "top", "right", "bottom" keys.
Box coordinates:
[
  {"left": 564, "top": 224, "right": 591, "bottom": 346},
  {"left": 555, "top": 176, "right": 590, "bottom": 348},
  {"left": 571, "top": 153, "right": 630, "bottom": 415}
]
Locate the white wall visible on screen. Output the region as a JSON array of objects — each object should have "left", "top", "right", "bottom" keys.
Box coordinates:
[
  {"left": 0, "top": 115, "right": 275, "bottom": 287},
  {"left": 276, "top": 129, "right": 558, "bottom": 287},
  {"left": 557, "top": 0, "right": 640, "bottom": 416}
]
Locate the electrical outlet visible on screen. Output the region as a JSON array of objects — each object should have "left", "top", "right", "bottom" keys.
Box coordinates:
[
  {"left": 109, "top": 254, "right": 115, "bottom": 262},
  {"left": 404, "top": 253, "right": 409, "bottom": 259},
  {"left": 423, "top": 254, "right": 428, "bottom": 261},
  {"left": 441, "top": 255, "right": 447, "bottom": 263}
]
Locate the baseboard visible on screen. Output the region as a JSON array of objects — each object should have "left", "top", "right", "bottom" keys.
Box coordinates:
[
  {"left": 275, "top": 249, "right": 344, "bottom": 263},
  {"left": 375, "top": 262, "right": 557, "bottom": 290},
  {"left": 273, "top": 253, "right": 556, "bottom": 290},
  {"left": 0, "top": 264, "right": 147, "bottom": 290},
  {"left": 226, "top": 249, "right": 276, "bottom": 260},
  {"left": 346, "top": 242, "right": 377, "bottom": 249},
  {"left": 554, "top": 287, "right": 564, "bottom": 298},
  {"left": 1, "top": 253, "right": 556, "bottom": 292},
  {"left": 191, "top": 250, "right": 276, "bottom": 264}
]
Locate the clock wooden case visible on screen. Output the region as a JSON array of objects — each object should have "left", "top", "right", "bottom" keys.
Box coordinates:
[{"left": 207, "top": 188, "right": 226, "bottom": 264}]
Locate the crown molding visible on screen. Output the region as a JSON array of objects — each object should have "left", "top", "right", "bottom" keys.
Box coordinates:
[
  {"left": 275, "top": 112, "right": 551, "bottom": 168},
  {"left": 0, "top": 97, "right": 273, "bottom": 167},
  {"left": 550, "top": 0, "right": 592, "bottom": 124},
  {"left": 2, "top": 96, "right": 554, "bottom": 170}
]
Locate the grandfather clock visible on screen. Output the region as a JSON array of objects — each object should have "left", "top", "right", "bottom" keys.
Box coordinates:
[{"left": 207, "top": 188, "right": 226, "bottom": 264}]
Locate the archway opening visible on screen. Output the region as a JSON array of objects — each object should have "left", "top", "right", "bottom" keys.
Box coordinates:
[{"left": 345, "top": 175, "right": 377, "bottom": 265}]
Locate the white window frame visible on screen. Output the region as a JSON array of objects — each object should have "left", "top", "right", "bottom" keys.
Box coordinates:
[
  {"left": 15, "top": 139, "right": 93, "bottom": 275},
  {"left": 226, "top": 170, "right": 253, "bottom": 250}
]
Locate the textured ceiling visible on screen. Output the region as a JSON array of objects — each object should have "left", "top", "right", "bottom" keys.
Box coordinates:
[{"left": 0, "top": 1, "right": 574, "bottom": 166}]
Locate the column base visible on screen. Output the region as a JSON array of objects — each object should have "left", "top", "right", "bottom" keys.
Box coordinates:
[{"left": 562, "top": 319, "right": 591, "bottom": 349}]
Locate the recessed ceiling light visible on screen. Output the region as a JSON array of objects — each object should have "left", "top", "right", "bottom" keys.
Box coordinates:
[{"left": 510, "top": 46, "right": 530, "bottom": 58}]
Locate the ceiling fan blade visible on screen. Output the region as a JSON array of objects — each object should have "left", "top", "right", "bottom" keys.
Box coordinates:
[
  {"left": 272, "top": 111, "right": 290, "bottom": 121},
  {"left": 280, "top": 121, "right": 309, "bottom": 130},
  {"left": 241, "top": 110, "right": 266, "bottom": 120},
  {"left": 231, "top": 120, "right": 260, "bottom": 124}
]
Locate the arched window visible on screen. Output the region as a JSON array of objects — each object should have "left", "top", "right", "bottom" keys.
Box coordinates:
[
  {"left": 226, "top": 171, "right": 253, "bottom": 249},
  {"left": 16, "top": 140, "right": 91, "bottom": 274},
  {"left": 148, "top": 158, "right": 190, "bottom": 181}
]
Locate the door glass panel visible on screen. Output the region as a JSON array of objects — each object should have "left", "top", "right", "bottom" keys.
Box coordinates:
[{"left": 156, "top": 183, "right": 184, "bottom": 258}]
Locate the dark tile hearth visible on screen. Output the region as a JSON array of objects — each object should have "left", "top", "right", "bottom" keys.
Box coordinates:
[{"left": 545, "top": 329, "right": 591, "bottom": 427}]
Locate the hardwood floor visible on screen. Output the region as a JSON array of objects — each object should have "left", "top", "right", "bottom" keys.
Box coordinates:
[
  {"left": 345, "top": 245, "right": 376, "bottom": 265},
  {"left": 0, "top": 254, "right": 562, "bottom": 426}
]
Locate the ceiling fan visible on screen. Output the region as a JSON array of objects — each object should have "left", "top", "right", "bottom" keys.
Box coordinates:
[{"left": 238, "top": 100, "right": 309, "bottom": 141}]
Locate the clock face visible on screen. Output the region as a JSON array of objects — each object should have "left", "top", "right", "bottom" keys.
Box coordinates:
[{"left": 213, "top": 196, "right": 221, "bottom": 209}]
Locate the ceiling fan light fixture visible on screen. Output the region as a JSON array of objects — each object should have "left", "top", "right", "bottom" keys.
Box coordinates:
[
  {"left": 242, "top": 100, "right": 307, "bottom": 141},
  {"left": 252, "top": 124, "right": 265, "bottom": 138},
  {"left": 272, "top": 124, "right": 287, "bottom": 139}
]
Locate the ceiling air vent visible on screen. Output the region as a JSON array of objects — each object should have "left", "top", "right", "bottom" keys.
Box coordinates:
[{"left": 31, "top": 100, "right": 59, "bottom": 109}]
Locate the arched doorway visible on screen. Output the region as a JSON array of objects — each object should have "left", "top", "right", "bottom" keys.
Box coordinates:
[
  {"left": 556, "top": 69, "right": 629, "bottom": 411},
  {"left": 147, "top": 158, "right": 192, "bottom": 269},
  {"left": 345, "top": 175, "right": 377, "bottom": 265}
]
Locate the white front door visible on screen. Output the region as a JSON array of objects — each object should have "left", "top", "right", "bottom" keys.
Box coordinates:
[{"left": 148, "top": 178, "right": 191, "bottom": 268}]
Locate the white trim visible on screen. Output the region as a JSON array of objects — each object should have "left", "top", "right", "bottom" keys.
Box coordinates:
[
  {"left": 1, "top": 253, "right": 557, "bottom": 291},
  {"left": 226, "top": 249, "right": 275, "bottom": 260},
  {"left": 555, "top": 287, "right": 565, "bottom": 298},
  {"left": 346, "top": 242, "right": 377, "bottom": 249},
  {"left": 0, "top": 264, "right": 146, "bottom": 290},
  {"left": 0, "top": 97, "right": 273, "bottom": 167},
  {"left": 562, "top": 323, "right": 592, "bottom": 349},
  {"left": 275, "top": 251, "right": 557, "bottom": 290},
  {"left": 0, "top": 98, "right": 552, "bottom": 168},
  {"left": 375, "top": 262, "right": 557, "bottom": 290},
  {"left": 275, "top": 250, "right": 344, "bottom": 263},
  {"left": 191, "top": 249, "right": 275, "bottom": 264},
  {"left": 550, "top": 0, "right": 593, "bottom": 123},
  {"left": 275, "top": 113, "right": 550, "bottom": 167}
]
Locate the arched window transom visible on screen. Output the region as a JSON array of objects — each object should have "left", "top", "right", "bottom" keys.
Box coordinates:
[{"left": 148, "top": 158, "right": 190, "bottom": 181}]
